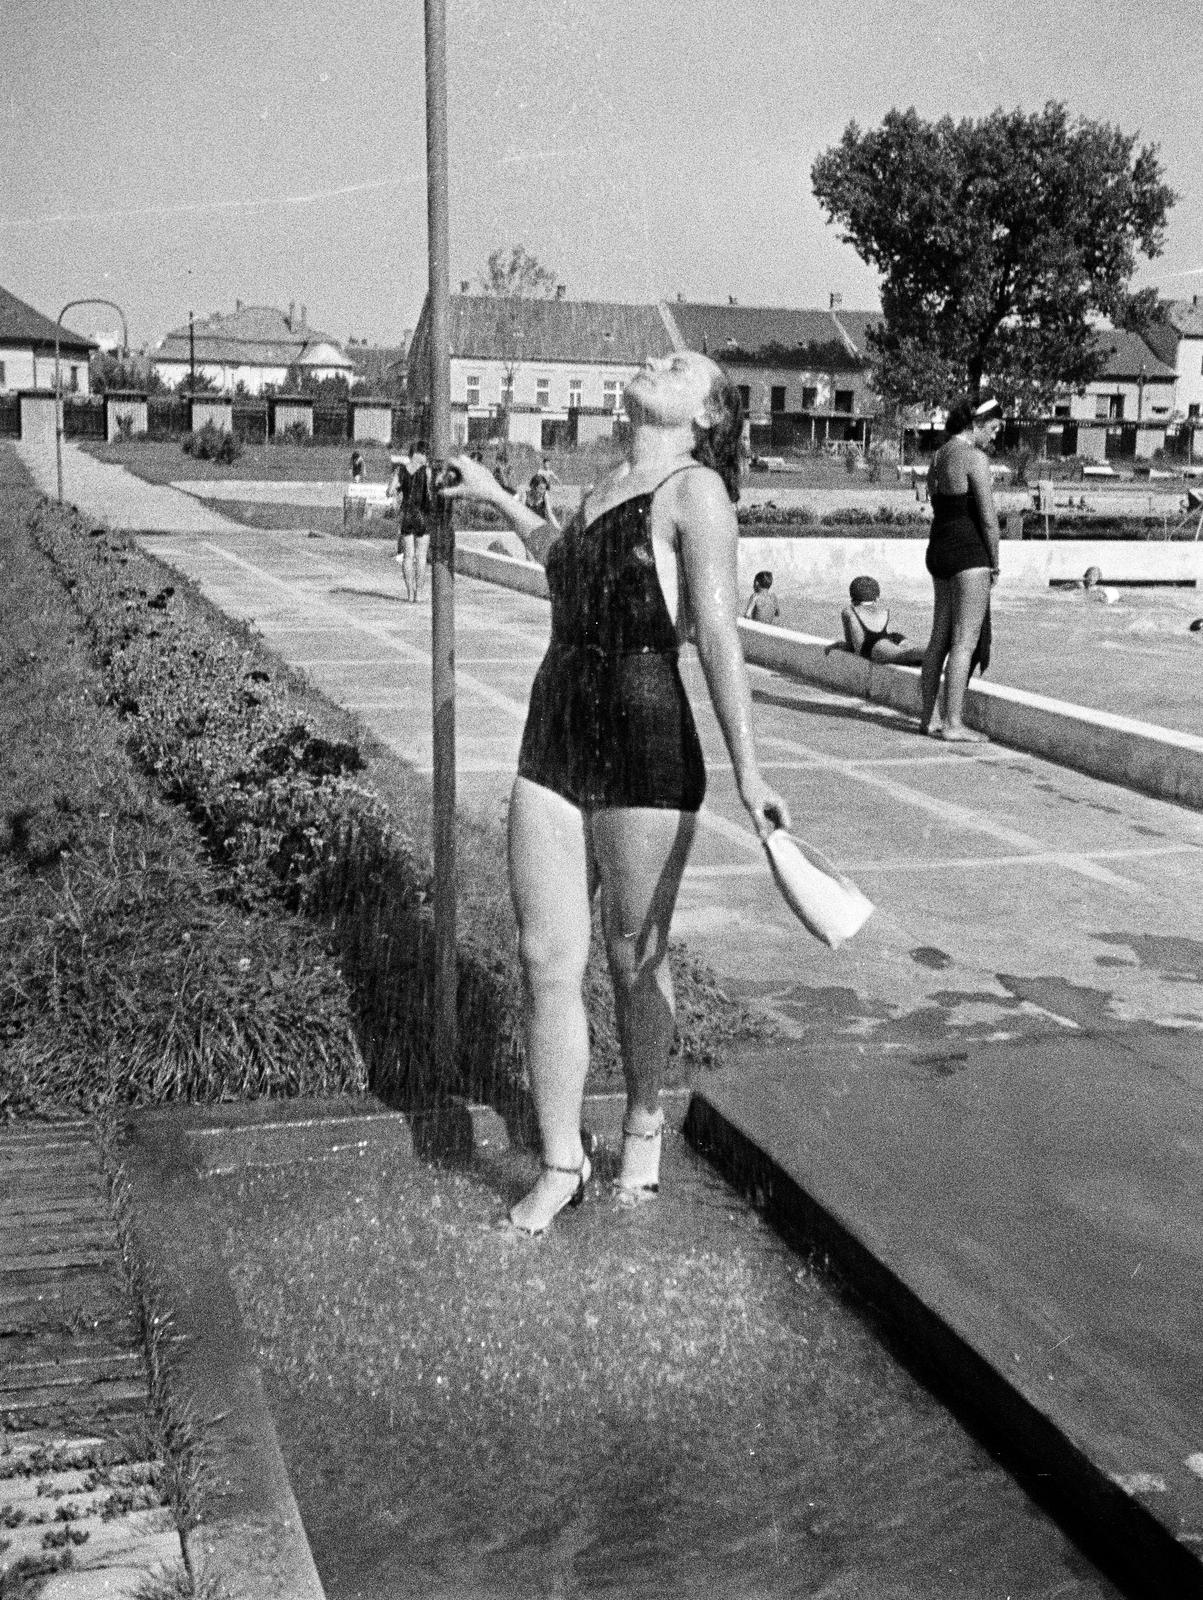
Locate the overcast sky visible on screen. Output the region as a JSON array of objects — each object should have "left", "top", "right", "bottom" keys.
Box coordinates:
[{"left": 4, "top": 0, "right": 1199, "bottom": 349}]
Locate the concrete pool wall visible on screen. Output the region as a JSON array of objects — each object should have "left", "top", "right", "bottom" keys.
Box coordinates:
[{"left": 454, "top": 543, "right": 1203, "bottom": 812}]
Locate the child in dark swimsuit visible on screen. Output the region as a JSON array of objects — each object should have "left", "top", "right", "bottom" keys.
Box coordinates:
[{"left": 827, "top": 575, "right": 925, "bottom": 665}]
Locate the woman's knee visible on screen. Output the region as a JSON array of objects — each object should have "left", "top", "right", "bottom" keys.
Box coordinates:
[{"left": 516, "top": 920, "right": 589, "bottom": 995}]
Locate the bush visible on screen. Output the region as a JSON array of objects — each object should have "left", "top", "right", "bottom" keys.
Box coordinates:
[
  {"left": 278, "top": 421, "right": 311, "bottom": 446},
  {"left": 4, "top": 494, "right": 364, "bottom": 1114},
  {"left": 181, "top": 423, "right": 242, "bottom": 464}
]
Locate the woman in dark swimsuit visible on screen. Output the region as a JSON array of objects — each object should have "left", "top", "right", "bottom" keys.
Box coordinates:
[
  {"left": 920, "top": 395, "right": 1002, "bottom": 740},
  {"left": 446, "top": 351, "right": 790, "bottom": 1234}
]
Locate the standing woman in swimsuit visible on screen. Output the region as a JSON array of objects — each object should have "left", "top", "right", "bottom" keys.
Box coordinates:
[
  {"left": 446, "top": 351, "right": 790, "bottom": 1235},
  {"left": 919, "top": 396, "right": 1003, "bottom": 741}
]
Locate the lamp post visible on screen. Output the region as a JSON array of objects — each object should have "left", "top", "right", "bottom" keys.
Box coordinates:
[
  {"left": 56, "top": 298, "right": 128, "bottom": 504},
  {"left": 424, "top": 0, "right": 457, "bottom": 1088}
]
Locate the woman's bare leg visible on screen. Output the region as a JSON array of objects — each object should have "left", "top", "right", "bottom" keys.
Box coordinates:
[
  {"left": 411, "top": 533, "right": 430, "bottom": 602},
  {"left": 401, "top": 532, "right": 416, "bottom": 601},
  {"left": 919, "top": 579, "right": 954, "bottom": 732},
  {"left": 591, "top": 806, "right": 698, "bottom": 1187},
  {"left": 507, "top": 777, "right": 595, "bottom": 1230},
  {"left": 941, "top": 569, "right": 992, "bottom": 738}
]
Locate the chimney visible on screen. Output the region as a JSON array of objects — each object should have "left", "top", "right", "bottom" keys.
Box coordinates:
[
  {"left": 460, "top": 280, "right": 470, "bottom": 294},
  {"left": 288, "top": 301, "right": 295, "bottom": 331},
  {"left": 300, "top": 304, "right": 307, "bottom": 329},
  {"left": 677, "top": 292, "right": 684, "bottom": 302},
  {"left": 235, "top": 298, "right": 243, "bottom": 312},
  {"left": 829, "top": 292, "right": 843, "bottom": 309},
  {"left": 555, "top": 284, "right": 566, "bottom": 300}
]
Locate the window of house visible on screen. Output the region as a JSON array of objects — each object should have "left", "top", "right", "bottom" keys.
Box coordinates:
[
  {"left": 1053, "top": 400, "right": 1071, "bottom": 418},
  {"left": 603, "top": 379, "right": 623, "bottom": 411},
  {"left": 801, "top": 386, "right": 818, "bottom": 410},
  {"left": 737, "top": 385, "right": 751, "bottom": 412},
  {"left": 67, "top": 366, "right": 80, "bottom": 393},
  {"left": 834, "top": 389, "right": 854, "bottom": 414},
  {"left": 1109, "top": 394, "right": 1125, "bottom": 421},
  {"left": 0, "top": 361, "right": 6, "bottom": 389},
  {"left": 568, "top": 378, "right": 582, "bottom": 409},
  {"left": 466, "top": 374, "right": 481, "bottom": 407},
  {"left": 501, "top": 373, "right": 514, "bottom": 404},
  {"left": 535, "top": 377, "right": 550, "bottom": 409},
  {"left": 1095, "top": 394, "right": 1111, "bottom": 420},
  {"left": 770, "top": 385, "right": 786, "bottom": 412},
  {"left": 1190, "top": 403, "right": 1201, "bottom": 420}
]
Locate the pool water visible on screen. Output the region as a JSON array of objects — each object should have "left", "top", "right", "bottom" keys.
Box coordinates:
[
  {"left": 780, "top": 586, "right": 1203, "bottom": 737},
  {"left": 212, "top": 1135, "right": 1119, "bottom": 1599}
]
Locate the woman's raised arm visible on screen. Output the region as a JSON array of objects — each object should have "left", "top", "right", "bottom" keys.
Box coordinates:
[
  {"left": 442, "top": 455, "right": 561, "bottom": 566},
  {"left": 673, "top": 470, "right": 790, "bottom": 839}
]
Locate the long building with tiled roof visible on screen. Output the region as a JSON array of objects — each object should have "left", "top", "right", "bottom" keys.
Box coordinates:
[
  {"left": 0, "top": 286, "right": 97, "bottom": 394},
  {"left": 406, "top": 291, "right": 679, "bottom": 450},
  {"left": 152, "top": 302, "right": 355, "bottom": 395}
]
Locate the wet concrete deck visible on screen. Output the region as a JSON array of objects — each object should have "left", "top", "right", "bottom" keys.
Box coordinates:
[{"left": 686, "top": 1030, "right": 1203, "bottom": 1595}]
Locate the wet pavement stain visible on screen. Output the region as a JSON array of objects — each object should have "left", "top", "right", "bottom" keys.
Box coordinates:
[
  {"left": 1093, "top": 932, "right": 1203, "bottom": 983},
  {"left": 909, "top": 946, "right": 953, "bottom": 971}
]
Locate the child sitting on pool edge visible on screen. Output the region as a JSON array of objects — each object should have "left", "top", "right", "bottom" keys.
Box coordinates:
[
  {"left": 743, "top": 570, "right": 781, "bottom": 624},
  {"left": 826, "top": 575, "right": 926, "bottom": 665}
]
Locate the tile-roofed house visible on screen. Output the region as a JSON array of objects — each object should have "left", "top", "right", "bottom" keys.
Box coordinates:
[
  {"left": 151, "top": 302, "right": 355, "bottom": 395},
  {"left": 406, "top": 293, "right": 677, "bottom": 450},
  {"left": 1133, "top": 298, "right": 1203, "bottom": 451},
  {"left": 0, "top": 286, "right": 97, "bottom": 394},
  {"left": 1045, "top": 327, "right": 1180, "bottom": 464},
  {"left": 344, "top": 337, "right": 410, "bottom": 398},
  {"left": 659, "top": 300, "right": 883, "bottom": 453}
]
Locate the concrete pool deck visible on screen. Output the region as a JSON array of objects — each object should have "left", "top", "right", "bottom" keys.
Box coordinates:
[{"left": 14, "top": 440, "right": 1203, "bottom": 1594}]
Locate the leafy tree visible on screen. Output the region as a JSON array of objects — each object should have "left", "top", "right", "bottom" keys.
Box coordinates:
[
  {"left": 477, "top": 245, "right": 558, "bottom": 434},
  {"left": 479, "top": 244, "right": 558, "bottom": 300},
  {"left": 89, "top": 350, "right": 166, "bottom": 395},
  {"left": 811, "top": 103, "right": 1176, "bottom": 412}
]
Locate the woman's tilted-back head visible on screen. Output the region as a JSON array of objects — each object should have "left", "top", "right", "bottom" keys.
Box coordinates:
[{"left": 624, "top": 350, "right": 744, "bottom": 501}]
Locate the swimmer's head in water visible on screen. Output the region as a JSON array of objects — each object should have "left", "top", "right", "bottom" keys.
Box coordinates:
[
  {"left": 1190, "top": 617, "right": 1203, "bottom": 633},
  {"left": 849, "top": 575, "right": 881, "bottom": 604},
  {"left": 1083, "top": 566, "right": 1103, "bottom": 587},
  {"left": 753, "top": 571, "right": 773, "bottom": 591}
]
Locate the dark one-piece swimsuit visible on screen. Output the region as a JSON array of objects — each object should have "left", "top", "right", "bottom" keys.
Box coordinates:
[
  {"left": 517, "top": 467, "right": 706, "bottom": 811},
  {"left": 926, "top": 491, "right": 991, "bottom": 580}
]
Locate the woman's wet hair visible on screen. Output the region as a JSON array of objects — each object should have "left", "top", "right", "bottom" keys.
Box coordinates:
[
  {"left": 692, "top": 368, "right": 744, "bottom": 502},
  {"left": 944, "top": 396, "right": 978, "bottom": 437},
  {"left": 754, "top": 570, "right": 773, "bottom": 590}
]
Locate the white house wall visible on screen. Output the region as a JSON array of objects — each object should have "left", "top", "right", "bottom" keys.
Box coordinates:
[
  {"left": 1174, "top": 338, "right": 1203, "bottom": 417},
  {"left": 450, "top": 357, "right": 640, "bottom": 413},
  {"left": 1, "top": 348, "right": 90, "bottom": 394}
]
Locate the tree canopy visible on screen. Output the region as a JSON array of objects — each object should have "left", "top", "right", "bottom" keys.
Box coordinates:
[
  {"left": 478, "top": 244, "right": 558, "bottom": 299},
  {"left": 811, "top": 103, "right": 1176, "bottom": 412}
]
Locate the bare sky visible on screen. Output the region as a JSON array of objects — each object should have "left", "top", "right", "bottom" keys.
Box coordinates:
[{"left": 3, "top": 0, "right": 1199, "bottom": 349}]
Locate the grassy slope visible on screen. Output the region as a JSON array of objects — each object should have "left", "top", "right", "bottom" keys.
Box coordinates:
[{"left": 0, "top": 458, "right": 365, "bottom": 1116}]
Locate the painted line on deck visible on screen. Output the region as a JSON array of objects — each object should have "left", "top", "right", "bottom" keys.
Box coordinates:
[{"left": 759, "top": 729, "right": 1143, "bottom": 891}]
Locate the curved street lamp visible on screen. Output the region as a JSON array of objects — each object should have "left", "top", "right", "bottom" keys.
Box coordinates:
[{"left": 56, "top": 298, "right": 129, "bottom": 504}]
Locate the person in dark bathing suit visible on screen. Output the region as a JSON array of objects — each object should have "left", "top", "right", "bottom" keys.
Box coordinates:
[
  {"left": 827, "top": 575, "right": 925, "bottom": 665},
  {"left": 445, "top": 351, "right": 790, "bottom": 1235},
  {"left": 920, "top": 395, "right": 1002, "bottom": 741}
]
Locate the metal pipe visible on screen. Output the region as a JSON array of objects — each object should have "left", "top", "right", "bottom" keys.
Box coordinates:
[
  {"left": 424, "top": 0, "right": 457, "bottom": 1091},
  {"left": 55, "top": 297, "right": 128, "bottom": 503}
]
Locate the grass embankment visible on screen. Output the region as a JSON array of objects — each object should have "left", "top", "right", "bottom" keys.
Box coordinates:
[{"left": 2, "top": 468, "right": 763, "bottom": 1119}]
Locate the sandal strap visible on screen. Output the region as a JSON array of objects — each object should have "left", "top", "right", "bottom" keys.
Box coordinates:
[
  {"left": 541, "top": 1157, "right": 587, "bottom": 1177},
  {"left": 621, "top": 1116, "right": 664, "bottom": 1142}
]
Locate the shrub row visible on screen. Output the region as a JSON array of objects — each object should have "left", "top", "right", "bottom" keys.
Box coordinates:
[
  {"left": 2, "top": 490, "right": 365, "bottom": 1114},
  {"left": 736, "top": 503, "right": 930, "bottom": 529}
]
